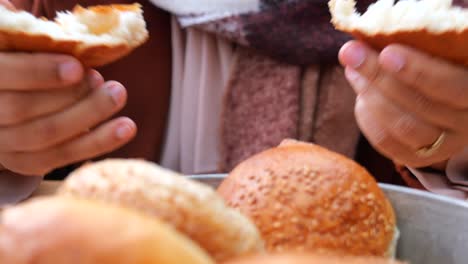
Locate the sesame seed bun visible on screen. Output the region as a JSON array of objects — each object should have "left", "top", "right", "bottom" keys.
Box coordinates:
[
  {"left": 329, "top": 0, "right": 468, "bottom": 65},
  {"left": 224, "top": 253, "right": 406, "bottom": 264},
  {"left": 0, "top": 197, "right": 214, "bottom": 264},
  {"left": 217, "top": 139, "right": 398, "bottom": 257},
  {"left": 0, "top": 3, "right": 148, "bottom": 67},
  {"left": 57, "top": 159, "right": 265, "bottom": 262}
]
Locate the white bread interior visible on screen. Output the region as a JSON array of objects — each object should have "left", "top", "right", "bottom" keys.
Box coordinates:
[
  {"left": 0, "top": 4, "right": 147, "bottom": 47},
  {"left": 330, "top": 0, "right": 468, "bottom": 34}
]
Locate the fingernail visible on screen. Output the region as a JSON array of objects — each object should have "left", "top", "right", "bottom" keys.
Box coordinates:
[
  {"left": 380, "top": 48, "right": 405, "bottom": 73},
  {"left": 87, "top": 71, "right": 103, "bottom": 89},
  {"left": 345, "top": 67, "right": 367, "bottom": 93},
  {"left": 115, "top": 123, "right": 134, "bottom": 139},
  {"left": 341, "top": 42, "right": 367, "bottom": 68},
  {"left": 105, "top": 83, "right": 125, "bottom": 105},
  {"left": 59, "top": 60, "right": 83, "bottom": 83}
]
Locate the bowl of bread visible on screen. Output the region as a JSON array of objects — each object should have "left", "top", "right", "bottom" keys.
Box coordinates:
[{"left": 2, "top": 139, "right": 468, "bottom": 264}]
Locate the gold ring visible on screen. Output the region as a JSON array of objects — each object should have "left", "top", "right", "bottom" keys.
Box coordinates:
[{"left": 416, "top": 131, "right": 447, "bottom": 157}]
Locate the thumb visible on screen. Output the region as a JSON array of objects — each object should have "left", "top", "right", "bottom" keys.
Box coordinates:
[{"left": 0, "top": 0, "right": 16, "bottom": 10}]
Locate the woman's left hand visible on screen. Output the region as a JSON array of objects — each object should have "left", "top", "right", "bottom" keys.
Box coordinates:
[{"left": 339, "top": 40, "right": 468, "bottom": 169}]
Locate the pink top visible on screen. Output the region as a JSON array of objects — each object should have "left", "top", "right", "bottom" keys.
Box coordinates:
[{"left": 410, "top": 148, "right": 468, "bottom": 200}]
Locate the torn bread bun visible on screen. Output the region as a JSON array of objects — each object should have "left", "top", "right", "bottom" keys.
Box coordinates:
[
  {"left": 57, "top": 159, "right": 265, "bottom": 262},
  {"left": 0, "top": 3, "right": 148, "bottom": 67},
  {"left": 0, "top": 197, "right": 214, "bottom": 264},
  {"left": 217, "top": 139, "right": 398, "bottom": 258},
  {"left": 329, "top": 0, "right": 468, "bottom": 65}
]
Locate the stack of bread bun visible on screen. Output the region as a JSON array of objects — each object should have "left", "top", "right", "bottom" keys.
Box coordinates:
[
  {"left": 0, "top": 158, "right": 265, "bottom": 263},
  {"left": 0, "top": 139, "right": 406, "bottom": 263},
  {"left": 56, "top": 159, "right": 265, "bottom": 262}
]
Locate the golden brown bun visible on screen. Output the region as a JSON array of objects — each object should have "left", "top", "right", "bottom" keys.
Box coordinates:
[
  {"left": 329, "top": 0, "right": 468, "bottom": 66},
  {"left": 57, "top": 159, "right": 265, "bottom": 262},
  {"left": 217, "top": 139, "right": 397, "bottom": 257},
  {"left": 0, "top": 4, "right": 148, "bottom": 67},
  {"left": 224, "top": 253, "right": 406, "bottom": 264},
  {"left": 0, "top": 197, "right": 214, "bottom": 264}
]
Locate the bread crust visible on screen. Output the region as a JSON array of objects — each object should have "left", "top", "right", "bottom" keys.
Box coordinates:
[
  {"left": 0, "top": 4, "right": 147, "bottom": 67},
  {"left": 0, "top": 197, "right": 215, "bottom": 264},
  {"left": 0, "top": 30, "right": 132, "bottom": 67},
  {"left": 342, "top": 28, "right": 468, "bottom": 66},
  {"left": 57, "top": 159, "right": 265, "bottom": 262},
  {"left": 217, "top": 139, "right": 397, "bottom": 257}
]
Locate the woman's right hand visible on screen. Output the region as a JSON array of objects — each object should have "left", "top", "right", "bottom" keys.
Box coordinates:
[{"left": 0, "top": 52, "right": 137, "bottom": 176}]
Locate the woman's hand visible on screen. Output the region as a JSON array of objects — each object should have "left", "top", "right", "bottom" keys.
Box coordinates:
[
  {"left": 0, "top": 52, "right": 137, "bottom": 176},
  {"left": 339, "top": 40, "right": 468, "bottom": 169},
  {"left": 0, "top": 0, "right": 14, "bottom": 10}
]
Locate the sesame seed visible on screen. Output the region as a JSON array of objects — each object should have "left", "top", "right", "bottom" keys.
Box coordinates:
[
  {"left": 275, "top": 245, "right": 285, "bottom": 252},
  {"left": 275, "top": 233, "right": 285, "bottom": 239},
  {"left": 310, "top": 219, "right": 319, "bottom": 227}
]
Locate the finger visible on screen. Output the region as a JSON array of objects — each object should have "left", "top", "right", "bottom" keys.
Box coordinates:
[
  {"left": 0, "top": 0, "right": 15, "bottom": 10},
  {"left": 344, "top": 63, "right": 466, "bottom": 132},
  {"left": 0, "top": 81, "right": 127, "bottom": 152},
  {"left": 379, "top": 44, "right": 468, "bottom": 109},
  {"left": 355, "top": 98, "right": 421, "bottom": 167},
  {"left": 339, "top": 41, "right": 387, "bottom": 95},
  {"left": 0, "top": 70, "right": 103, "bottom": 126},
  {"left": 350, "top": 71, "right": 441, "bottom": 150},
  {"left": 340, "top": 41, "right": 468, "bottom": 131},
  {"left": 355, "top": 96, "right": 463, "bottom": 168},
  {"left": 0, "top": 53, "right": 84, "bottom": 90},
  {"left": 0, "top": 117, "right": 136, "bottom": 176}
]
